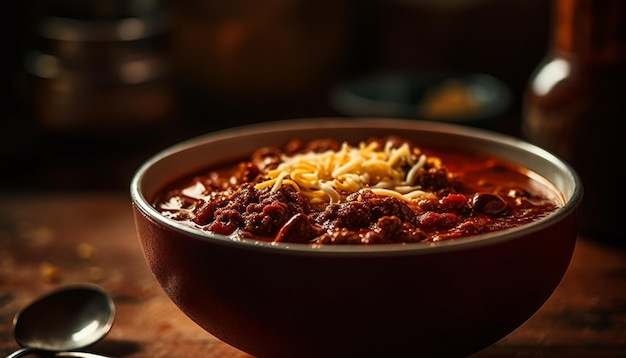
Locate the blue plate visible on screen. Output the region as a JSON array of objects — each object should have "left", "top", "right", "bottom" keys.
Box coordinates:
[{"left": 330, "top": 71, "right": 512, "bottom": 127}]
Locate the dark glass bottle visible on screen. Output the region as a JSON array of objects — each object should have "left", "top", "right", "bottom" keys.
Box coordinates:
[{"left": 522, "top": 0, "right": 626, "bottom": 241}]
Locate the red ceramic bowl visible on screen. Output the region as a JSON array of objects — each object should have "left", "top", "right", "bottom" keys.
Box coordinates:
[{"left": 131, "top": 118, "right": 582, "bottom": 358}]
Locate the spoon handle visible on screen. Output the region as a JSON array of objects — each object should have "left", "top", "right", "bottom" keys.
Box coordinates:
[
  {"left": 55, "top": 353, "right": 114, "bottom": 358},
  {"left": 4, "top": 349, "right": 114, "bottom": 358},
  {"left": 5, "top": 347, "right": 40, "bottom": 358}
]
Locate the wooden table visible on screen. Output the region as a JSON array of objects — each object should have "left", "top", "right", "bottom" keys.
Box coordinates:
[{"left": 1, "top": 192, "right": 625, "bottom": 357}]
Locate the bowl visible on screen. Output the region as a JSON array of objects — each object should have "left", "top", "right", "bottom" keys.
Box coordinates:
[
  {"left": 330, "top": 71, "right": 512, "bottom": 127},
  {"left": 131, "top": 118, "right": 582, "bottom": 357}
]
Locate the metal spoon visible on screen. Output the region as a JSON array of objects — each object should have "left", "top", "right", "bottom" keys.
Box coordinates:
[{"left": 6, "top": 284, "right": 115, "bottom": 358}]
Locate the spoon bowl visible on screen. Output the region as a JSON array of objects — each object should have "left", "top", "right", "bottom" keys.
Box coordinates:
[{"left": 8, "top": 284, "right": 115, "bottom": 357}]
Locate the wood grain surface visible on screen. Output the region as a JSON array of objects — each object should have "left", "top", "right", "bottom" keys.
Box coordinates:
[{"left": 1, "top": 193, "right": 625, "bottom": 357}]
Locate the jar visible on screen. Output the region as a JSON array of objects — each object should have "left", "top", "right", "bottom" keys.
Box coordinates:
[
  {"left": 22, "top": 0, "right": 172, "bottom": 135},
  {"left": 164, "top": 0, "right": 354, "bottom": 113},
  {"left": 522, "top": 0, "right": 626, "bottom": 240}
]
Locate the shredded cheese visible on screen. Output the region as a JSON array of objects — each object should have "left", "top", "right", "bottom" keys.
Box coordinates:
[{"left": 254, "top": 140, "right": 440, "bottom": 204}]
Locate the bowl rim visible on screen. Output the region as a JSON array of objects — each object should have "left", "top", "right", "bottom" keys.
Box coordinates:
[{"left": 130, "top": 117, "right": 582, "bottom": 257}]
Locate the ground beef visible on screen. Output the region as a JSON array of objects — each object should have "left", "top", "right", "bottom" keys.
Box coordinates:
[{"left": 155, "top": 137, "right": 561, "bottom": 244}]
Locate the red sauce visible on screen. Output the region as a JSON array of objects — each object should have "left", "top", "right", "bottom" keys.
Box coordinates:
[{"left": 154, "top": 137, "right": 562, "bottom": 245}]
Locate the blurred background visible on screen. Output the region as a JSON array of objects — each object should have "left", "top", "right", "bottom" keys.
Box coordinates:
[{"left": 0, "top": 0, "right": 551, "bottom": 192}]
